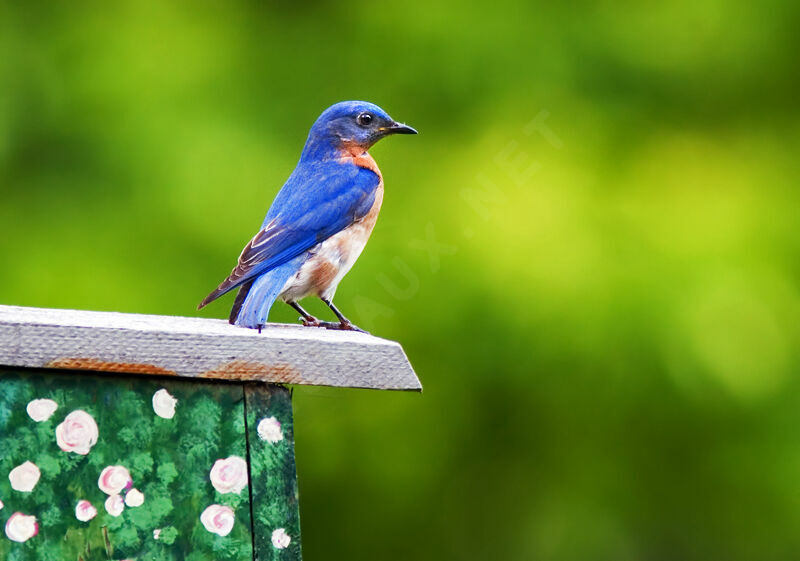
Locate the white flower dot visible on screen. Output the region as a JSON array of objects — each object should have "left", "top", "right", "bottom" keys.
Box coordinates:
[
  {"left": 26, "top": 399, "right": 58, "bottom": 422},
  {"left": 9, "top": 461, "right": 41, "bottom": 493},
  {"left": 105, "top": 494, "right": 124, "bottom": 517},
  {"left": 257, "top": 416, "right": 284, "bottom": 443},
  {"left": 152, "top": 389, "right": 178, "bottom": 419},
  {"left": 125, "top": 488, "right": 144, "bottom": 507},
  {"left": 271, "top": 528, "right": 291, "bottom": 549}
]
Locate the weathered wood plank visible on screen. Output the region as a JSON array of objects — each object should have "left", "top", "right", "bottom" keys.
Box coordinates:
[{"left": 0, "top": 305, "right": 421, "bottom": 391}]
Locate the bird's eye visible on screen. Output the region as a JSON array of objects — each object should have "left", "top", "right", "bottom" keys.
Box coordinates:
[{"left": 356, "top": 112, "right": 373, "bottom": 126}]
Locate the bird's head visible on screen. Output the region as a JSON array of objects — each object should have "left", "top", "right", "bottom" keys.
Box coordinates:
[{"left": 301, "top": 101, "right": 417, "bottom": 161}]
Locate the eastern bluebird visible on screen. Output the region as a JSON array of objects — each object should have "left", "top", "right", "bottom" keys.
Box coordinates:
[{"left": 198, "top": 101, "right": 417, "bottom": 332}]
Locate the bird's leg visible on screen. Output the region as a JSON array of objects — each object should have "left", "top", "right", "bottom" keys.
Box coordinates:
[
  {"left": 318, "top": 299, "right": 368, "bottom": 333},
  {"left": 287, "top": 301, "right": 320, "bottom": 327}
]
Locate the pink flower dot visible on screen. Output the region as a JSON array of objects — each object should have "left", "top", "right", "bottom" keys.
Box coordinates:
[
  {"left": 200, "top": 504, "right": 235, "bottom": 537},
  {"left": 98, "top": 465, "right": 132, "bottom": 495},
  {"left": 209, "top": 456, "right": 248, "bottom": 495},
  {"left": 5, "top": 512, "right": 38, "bottom": 542},
  {"left": 75, "top": 500, "right": 98, "bottom": 522},
  {"left": 55, "top": 410, "right": 99, "bottom": 455}
]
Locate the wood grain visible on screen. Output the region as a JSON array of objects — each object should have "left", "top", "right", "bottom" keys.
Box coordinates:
[{"left": 0, "top": 305, "right": 421, "bottom": 391}]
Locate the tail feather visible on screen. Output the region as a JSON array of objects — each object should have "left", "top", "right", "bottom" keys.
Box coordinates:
[
  {"left": 228, "top": 280, "right": 254, "bottom": 324},
  {"left": 231, "top": 255, "right": 306, "bottom": 328},
  {"left": 198, "top": 285, "right": 227, "bottom": 310}
]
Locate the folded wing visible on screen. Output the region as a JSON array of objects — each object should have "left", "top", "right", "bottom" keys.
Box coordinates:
[{"left": 199, "top": 163, "right": 379, "bottom": 309}]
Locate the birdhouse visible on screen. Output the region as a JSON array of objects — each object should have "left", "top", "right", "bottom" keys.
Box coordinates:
[{"left": 0, "top": 305, "right": 420, "bottom": 560}]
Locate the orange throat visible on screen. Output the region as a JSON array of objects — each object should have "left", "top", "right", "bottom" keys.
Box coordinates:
[{"left": 339, "top": 142, "right": 381, "bottom": 175}]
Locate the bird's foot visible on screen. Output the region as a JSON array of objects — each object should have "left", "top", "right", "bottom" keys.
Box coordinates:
[
  {"left": 299, "top": 316, "right": 321, "bottom": 328},
  {"left": 317, "top": 320, "right": 369, "bottom": 334}
]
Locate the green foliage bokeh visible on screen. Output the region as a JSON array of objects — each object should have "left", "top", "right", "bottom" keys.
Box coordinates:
[{"left": 1, "top": 1, "right": 800, "bottom": 560}]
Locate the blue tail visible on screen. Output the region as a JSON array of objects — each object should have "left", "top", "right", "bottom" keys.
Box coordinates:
[{"left": 233, "top": 254, "right": 306, "bottom": 328}]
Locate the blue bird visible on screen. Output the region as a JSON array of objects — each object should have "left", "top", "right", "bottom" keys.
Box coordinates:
[{"left": 198, "top": 101, "right": 417, "bottom": 332}]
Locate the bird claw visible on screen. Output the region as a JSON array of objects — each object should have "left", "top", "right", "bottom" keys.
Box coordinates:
[
  {"left": 300, "top": 316, "right": 321, "bottom": 327},
  {"left": 297, "top": 312, "right": 367, "bottom": 334},
  {"left": 317, "top": 320, "right": 369, "bottom": 334}
]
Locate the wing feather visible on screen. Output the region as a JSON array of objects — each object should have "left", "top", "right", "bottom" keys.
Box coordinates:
[{"left": 198, "top": 162, "right": 379, "bottom": 309}]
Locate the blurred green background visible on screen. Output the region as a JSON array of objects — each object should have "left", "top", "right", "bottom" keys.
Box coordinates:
[{"left": 2, "top": 1, "right": 800, "bottom": 559}]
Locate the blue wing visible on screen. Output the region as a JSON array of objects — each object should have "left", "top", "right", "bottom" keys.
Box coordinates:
[{"left": 199, "top": 160, "right": 379, "bottom": 309}]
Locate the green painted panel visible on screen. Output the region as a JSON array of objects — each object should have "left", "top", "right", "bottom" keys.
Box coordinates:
[
  {"left": 0, "top": 367, "right": 255, "bottom": 561},
  {"left": 244, "top": 384, "right": 302, "bottom": 561}
]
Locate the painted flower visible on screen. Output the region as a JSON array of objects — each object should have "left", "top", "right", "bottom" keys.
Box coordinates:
[
  {"left": 9, "top": 461, "right": 40, "bottom": 493},
  {"left": 98, "top": 465, "right": 132, "bottom": 495},
  {"left": 26, "top": 399, "right": 58, "bottom": 422},
  {"left": 5, "top": 513, "right": 38, "bottom": 543},
  {"left": 209, "top": 456, "right": 248, "bottom": 494},
  {"left": 0, "top": 499, "right": 4, "bottom": 509},
  {"left": 105, "top": 494, "right": 124, "bottom": 517},
  {"left": 200, "top": 504, "right": 235, "bottom": 537},
  {"left": 55, "top": 410, "right": 99, "bottom": 455},
  {"left": 153, "top": 528, "right": 161, "bottom": 540},
  {"left": 75, "top": 500, "right": 98, "bottom": 522},
  {"left": 152, "top": 389, "right": 178, "bottom": 419},
  {"left": 125, "top": 488, "right": 144, "bottom": 507},
  {"left": 257, "top": 416, "right": 283, "bottom": 443},
  {"left": 271, "top": 528, "right": 291, "bottom": 549}
]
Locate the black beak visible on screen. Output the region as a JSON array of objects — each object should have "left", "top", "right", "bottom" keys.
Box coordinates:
[{"left": 384, "top": 121, "right": 418, "bottom": 135}]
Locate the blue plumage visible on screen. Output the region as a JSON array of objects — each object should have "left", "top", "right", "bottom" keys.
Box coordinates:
[
  {"left": 233, "top": 255, "right": 306, "bottom": 329},
  {"left": 199, "top": 101, "right": 417, "bottom": 331}
]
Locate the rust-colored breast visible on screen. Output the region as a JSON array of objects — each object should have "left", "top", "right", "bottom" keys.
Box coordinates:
[
  {"left": 359, "top": 182, "right": 384, "bottom": 230},
  {"left": 340, "top": 143, "right": 382, "bottom": 177}
]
